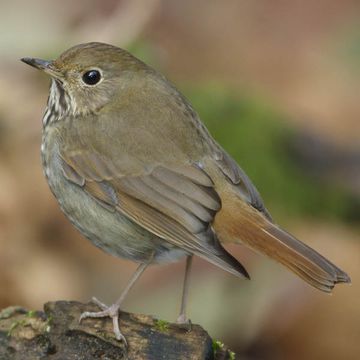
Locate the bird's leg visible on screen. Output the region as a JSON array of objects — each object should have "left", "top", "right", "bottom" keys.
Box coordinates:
[
  {"left": 176, "top": 255, "right": 193, "bottom": 328},
  {"left": 79, "top": 261, "right": 149, "bottom": 343}
]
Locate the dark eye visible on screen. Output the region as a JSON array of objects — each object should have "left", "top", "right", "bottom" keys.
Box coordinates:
[{"left": 82, "top": 70, "right": 101, "bottom": 85}]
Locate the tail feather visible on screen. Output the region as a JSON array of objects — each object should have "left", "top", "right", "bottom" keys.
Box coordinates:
[
  {"left": 214, "top": 196, "right": 351, "bottom": 292},
  {"left": 260, "top": 225, "right": 350, "bottom": 291}
]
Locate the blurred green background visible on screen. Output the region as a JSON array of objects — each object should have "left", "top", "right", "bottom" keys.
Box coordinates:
[{"left": 0, "top": 1, "right": 359, "bottom": 359}]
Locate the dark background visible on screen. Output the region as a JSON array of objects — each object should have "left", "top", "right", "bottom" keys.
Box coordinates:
[{"left": 0, "top": 1, "right": 359, "bottom": 359}]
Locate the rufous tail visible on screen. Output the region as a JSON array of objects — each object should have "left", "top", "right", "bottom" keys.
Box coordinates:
[{"left": 214, "top": 193, "right": 351, "bottom": 293}]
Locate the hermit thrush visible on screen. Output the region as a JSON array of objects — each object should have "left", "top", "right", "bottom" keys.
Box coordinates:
[{"left": 21, "top": 43, "right": 350, "bottom": 342}]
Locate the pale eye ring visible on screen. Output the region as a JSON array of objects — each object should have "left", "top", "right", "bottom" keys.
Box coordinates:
[{"left": 82, "top": 69, "right": 101, "bottom": 85}]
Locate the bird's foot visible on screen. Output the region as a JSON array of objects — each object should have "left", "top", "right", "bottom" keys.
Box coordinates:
[
  {"left": 79, "top": 297, "right": 127, "bottom": 344},
  {"left": 176, "top": 314, "right": 192, "bottom": 331}
]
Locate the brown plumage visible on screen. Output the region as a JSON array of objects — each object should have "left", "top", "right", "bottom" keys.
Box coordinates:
[
  {"left": 21, "top": 42, "right": 350, "bottom": 342},
  {"left": 211, "top": 170, "right": 350, "bottom": 292}
]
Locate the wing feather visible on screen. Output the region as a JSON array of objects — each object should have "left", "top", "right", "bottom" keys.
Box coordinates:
[{"left": 60, "top": 151, "right": 248, "bottom": 279}]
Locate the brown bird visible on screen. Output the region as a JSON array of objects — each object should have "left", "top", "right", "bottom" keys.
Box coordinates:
[{"left": 21, "top": 43, "right": 350, "bottom": 342}]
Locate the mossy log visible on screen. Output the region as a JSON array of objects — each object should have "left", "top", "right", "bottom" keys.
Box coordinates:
[{"left": 0, "top": 301, "right": 234, "bottom": 359}]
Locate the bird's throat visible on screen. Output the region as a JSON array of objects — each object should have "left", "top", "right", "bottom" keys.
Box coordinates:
[{"left": 42, "top": 79, "right": 71, "bottom": 127}]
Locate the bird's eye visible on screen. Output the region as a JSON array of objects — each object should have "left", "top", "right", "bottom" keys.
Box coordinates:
[{"left": 82, "top": 70, "right": 101, "bottom": 85}]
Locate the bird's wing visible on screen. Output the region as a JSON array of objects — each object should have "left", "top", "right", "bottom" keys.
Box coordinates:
[
  {"left": 212, "top": 147, "right": 272, "bottom": 220},
  {"left": 60, "top": 150, "right": 248, "bottom": 278}
]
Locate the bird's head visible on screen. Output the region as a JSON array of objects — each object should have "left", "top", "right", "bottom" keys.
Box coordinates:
[{"left": 21, "top": 42, "right": 149, "bottom": 119}]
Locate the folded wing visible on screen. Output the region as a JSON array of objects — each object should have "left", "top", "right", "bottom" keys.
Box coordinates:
[{"left": 61, "top": 152, "right": 249, "bottom": 278}]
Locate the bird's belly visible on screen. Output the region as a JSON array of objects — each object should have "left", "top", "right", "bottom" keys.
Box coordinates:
[{"left": 42, "top": 143, "right": 187, "bottom": 264}]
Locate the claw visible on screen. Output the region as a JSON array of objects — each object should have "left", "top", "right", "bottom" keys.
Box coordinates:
[
  {"left": 176, "top": 314, "right": 188, "bottom": 324},
  {"left": 79, "top": 299, "right": 127, "bottom": 344},
  {"left": 176, "top": 314, "right": 192, "bottom": 331},
  {"left": 76, "top": 263, "right": 149, "bottom": 345},
  {"left": 113, "top": 315, "right": 127, "bottom": 345}
]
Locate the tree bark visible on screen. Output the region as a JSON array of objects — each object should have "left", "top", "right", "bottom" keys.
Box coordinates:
[{"left": 0, "top": 301, "right": 234, "bottom": 360}]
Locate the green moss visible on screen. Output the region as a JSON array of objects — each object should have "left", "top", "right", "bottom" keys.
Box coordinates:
[
  {"left": 212, "top": 339, "right": 236, "bottom": 359},
  {"left": 7, "top": 318, "right": 27, "bottom": 337},
  {"left": 46, "top": 314, "right": 53, "bottom": 325},
  {"left": 7, "top": 311, "right": 38, "bottom": 336},
  {"left": 212, "top": 339, "right": 224, "bottom": 353},
  {"left": 26, "top": 310, "right": 37, "bottom": 318},
  {"left": 0, "top": 306, "right": 24, "bottom": 320},
  {"left": 154, "top": 319, "right": 169, "bottom": 333},
  {"left": 6, "top": 309, "right": 52, "bottom": 337},
  {"left": 45, "top": 314, "right": 53, "bottom": 333}
]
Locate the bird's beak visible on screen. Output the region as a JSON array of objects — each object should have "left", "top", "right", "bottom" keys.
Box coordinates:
[{"left": 21, "top": 57, "right": 63, "bottom": 79}]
